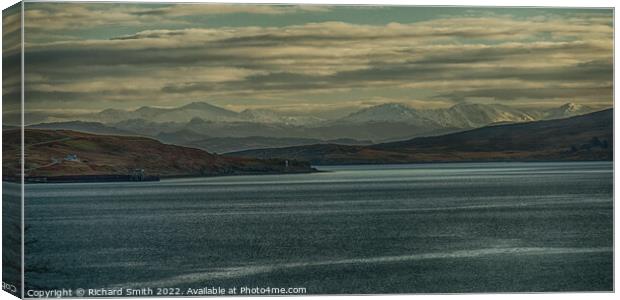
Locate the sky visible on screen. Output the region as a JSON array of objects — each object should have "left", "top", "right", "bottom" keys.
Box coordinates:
[{"left": 5, "top": 3, "right": 614, "bottom": 116}]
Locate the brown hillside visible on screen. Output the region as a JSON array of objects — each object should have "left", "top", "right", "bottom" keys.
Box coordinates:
[{"left": 2, "top": 129, "right": 312, "bottom": 178}]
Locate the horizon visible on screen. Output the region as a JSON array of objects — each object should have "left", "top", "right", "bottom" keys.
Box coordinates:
[{"left": 70, "top": 100, "right": 616, "bottom": 115}]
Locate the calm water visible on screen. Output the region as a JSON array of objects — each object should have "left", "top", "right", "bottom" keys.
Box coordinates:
[{"left": 23, "top": 162, "right": 613, "bottom": 293}]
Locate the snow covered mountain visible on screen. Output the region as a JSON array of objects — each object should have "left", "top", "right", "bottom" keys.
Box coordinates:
[
  {"left": 337, "top": 102, "right": 537, "bottom": 129},
  {"left": 543, "top": 103, "right": 598, "bottom": 120},
  {"left": 337, "top": 103, "right": 441, "bottom": 128},
  {"left": 421, "top": 103, "right": 536, "bottom": 128}
]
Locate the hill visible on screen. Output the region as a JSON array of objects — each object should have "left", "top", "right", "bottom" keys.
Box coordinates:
[
  {"left": 182, "top": 136, "right": 372, "bottom": 154},
  {"left": 2, "top": 129, "right": 314, "bottom": 178},
  {"left": 228, "top": 109, "right": 612, "bottom": 165},
  {"left": 88, "top": 102, "right": 242, "bottom": 123},
  {"left": 28, "top": 121, "right": 137, "bottom": 136}
]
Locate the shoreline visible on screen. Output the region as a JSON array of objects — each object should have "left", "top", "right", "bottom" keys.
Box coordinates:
[
  {"left": 2, "top": 160, "right": 613, "bottom": 184},
  {"left": 2, "top": 160, "right": 612, "bottom": 184},
  {"left": 305, "top": 158, "right": 614, "bottom": 167},
  {"left": 158, "top": 168, "right": 322, "bottom": 180},
  {"left": 3, "top": 168, "right": 321, "bottom": 184}
]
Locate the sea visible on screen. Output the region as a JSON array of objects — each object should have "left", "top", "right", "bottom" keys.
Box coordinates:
[{"left": 16, "top": 161, "right": 613, "bottom": 294}]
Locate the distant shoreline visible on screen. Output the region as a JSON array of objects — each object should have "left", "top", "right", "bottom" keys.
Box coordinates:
[
  {"left": 3, "top": 160, "right": 613, "bottom": 184},
  {"left": 3, "top": 168, "right": 320, "bottom": 184},
  {"left": 158, "top": 168, "right": 321, "bottom": 180},
  {"left": 304, "top": 158, "right": 614, "bottom": 167}
]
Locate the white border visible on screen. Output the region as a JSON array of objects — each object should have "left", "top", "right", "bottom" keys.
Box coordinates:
[
  {"left": 0, "top": 1, "right": 617, "bottom": 300},
  {"left": 9, "top": 0, "right": 619, "bottom": 8}
]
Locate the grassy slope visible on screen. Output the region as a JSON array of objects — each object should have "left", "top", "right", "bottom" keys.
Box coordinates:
[
  {"left": 2, "top": 129, "right": 312, "bottom": 177},
  {"left": 228, "top": 109, "right": 613, "bottom": 165}
]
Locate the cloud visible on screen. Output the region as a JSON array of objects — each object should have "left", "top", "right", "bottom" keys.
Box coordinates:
[
  {"left": 2, "top": 4, "right": 22, "bottom": 112},
  {"left": 21, "top": 6, "right": 613, "bottom": 111},
  {"left": 23, "top": 3, "right": 329, "bottom": 31},
  {"left": 129, "top": 4, "right": 329, "bottom": 16}
]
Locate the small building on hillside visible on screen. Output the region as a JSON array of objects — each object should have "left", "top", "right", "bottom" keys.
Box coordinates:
[
  {"left": 130, "top": 169, "right": 145, "bottom": 181},
  {"left": 64, "top": 154, "right": 79, "bottom": 162}
]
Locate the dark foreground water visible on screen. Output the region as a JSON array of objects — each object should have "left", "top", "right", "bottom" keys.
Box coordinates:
[{"left": 24, "top": 162, "right": 612, "bottom": 294}]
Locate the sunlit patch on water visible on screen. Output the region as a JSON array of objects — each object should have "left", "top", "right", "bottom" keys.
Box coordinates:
[{"left": 119, "top": 247, "right": 613, "bottom": 288}]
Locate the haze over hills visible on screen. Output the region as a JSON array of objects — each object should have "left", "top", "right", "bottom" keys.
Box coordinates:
[
  {"left": 183, "top": 136, "right": 372, "bottom": 154},
  {"left": 87, "top": 102, "right": 323, "bottom": 125},
  {"left": 229, "top": 109, "right": 613, "bottom": 165},
  {"left": 28, "top": 121, "right": 136, "bottom": 136},
  {"left": 239, "top": 108, "right": 325, "bottom": 126},
  {"left": 95, "top": 102, "right": 242, "bottom": 123},
  {"left": 26, "top": 101, "right": 606, "bottom": 153}
]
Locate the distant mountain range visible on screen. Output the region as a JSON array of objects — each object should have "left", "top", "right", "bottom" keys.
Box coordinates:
[
  {"left": 336, "top": 102, "right": 536, "bottom": 128},
  {"left": 26, "top": 101, "right": 606, "bottom": 152},
  {"left": 336, "top": 102, "right": 599, "bottom": 127},
  {"left": 2, "top": 129, "right": 314, "bottom": 178},
  {"left": 229, "top": 109, "right": 613, "bottom": 165},
  {"left": 92, "top": 102, "right": 241, "bottom": 123},
  {"left": 79, "top": 101, "right": 600, "bottom": 127},
  {"left": 86, "top": 102, "right": 325, "bottom": 125}
]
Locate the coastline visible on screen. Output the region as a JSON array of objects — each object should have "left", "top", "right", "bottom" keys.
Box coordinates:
[
  {"left": 297, "top": 157, "right": 615, "bottom": 166},
  {"left": 3, "top": 159, "right": 612, "bottom": 184},
  {"left": 3, "top": 168, "right": 320, "bottom": 184}
]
